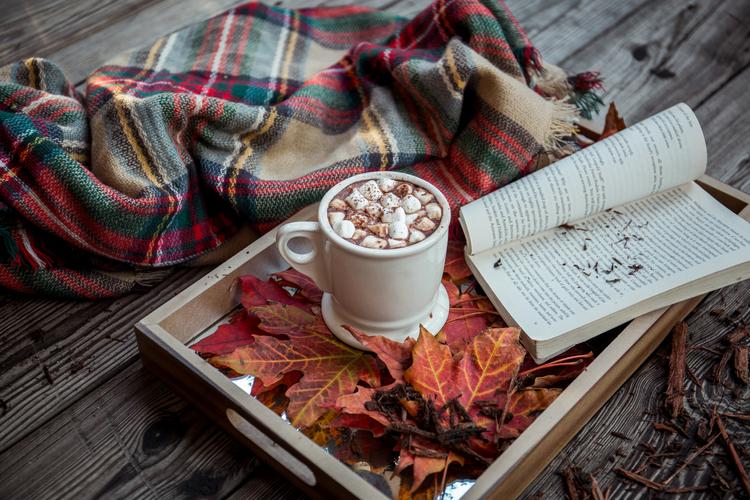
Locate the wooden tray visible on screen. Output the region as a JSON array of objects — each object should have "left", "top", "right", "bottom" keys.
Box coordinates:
[{"left": 135, "top": 175, "right": 750, "bottom": 499}]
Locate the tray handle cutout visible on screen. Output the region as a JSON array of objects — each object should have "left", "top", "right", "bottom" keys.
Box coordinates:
[{"left": 226, "top": 408, "right": 316, "bottom": 487}]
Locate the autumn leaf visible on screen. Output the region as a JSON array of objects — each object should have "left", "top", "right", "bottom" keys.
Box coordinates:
[
  {"left": 404, "top": 326, "right": 458, "bottom": 405},
  {"left": 396, "top": 439, "right": 465, "bottom": 492},
  {"left": 347, "top": 326, "right": 415, "bottom": 384},
  {"left": 336, "top": 387, "right": 391, "bottom": 436},
  {"left": 250, "top": 370, "right": 302, "bottom": 397},
  {"left": 492, "top": 388, "right": 562, "bottom": 440},
  {"left": 273, "top": 268, "right": 323, "bottom": 303},
  {"left": 191, "top": 309, "right": 260, "bottom": 357},
  {"left": 239, "top": 274, "right": 312, "bottom": 312},
  {"left": 440, "top": 279, "right": 499, "bottom": 351},
  {"left": 443, "top": 240, "right": 472, "bottom": 281},
  {"left": 457, "top": 327, "right": 526, "bottom": 410},
  {"left": 599, "top": 102, "right": 626, "bottom": 139},
  {"left": 330, "top": 412, "right": 387, "bottom": 438},
  {"left": 249, "top": 303, "right": 322, "bottom": 335},
  {"left": 210, "top": 306, "right": 381, "bottom": 427}
]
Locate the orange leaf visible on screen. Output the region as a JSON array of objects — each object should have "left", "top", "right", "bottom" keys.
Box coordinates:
[
  {"left": 599, "top": 102, "right": 626, "bottom": 139},
  {"left": 210, "top": 308, "right": 380, "bottom": 427},
  {"left": 404, "top": 327, "right": 459, "bottom": 405},
  {"left": 396, "top": 441, "right": 464, "bottom": 492},
  {"left": 336, "top": 386, "right": 390, "bottom": 434},
  {"left": 443, "top": 240, "right": 472, "bottom": 281},
  {"left": 347, "top": 326, "right": 415, "bottom": 384},
  {"left": 441, "top": 279, "right": 497, "bottom": 351},
  {"left": 493, "top": 388, "right": 561, "bottom": 439},
  {"left": 248, "top": 303, "right": 320, "bottom": 335},
  {"left": 457, "top": 327, "right": 526, "bottom": 410}
]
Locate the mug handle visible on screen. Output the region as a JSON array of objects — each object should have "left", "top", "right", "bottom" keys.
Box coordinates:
[{"left": 275, "top": 221, "right": 333, "bottom": 292}]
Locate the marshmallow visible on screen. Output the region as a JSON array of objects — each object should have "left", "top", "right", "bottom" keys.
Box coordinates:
[
  {"left": 345, "top": 189, "right": 368, "bottom": 210},
  {"left": 409, "top": 229, "right": 426, "bottom": 243},
  {"left": 358, "top": 180, "right": 383, "bottom": 201},
  {"left": 329, "top": 198, "right": 347, "bottom": 211},
  {"left": 388, "top": 238, "right": 406, "bottom": 248},
  {"left": 414, "top": 217, "right": 436, "bottom": 232},
  {"left": 361, "top": 235, "right": 388, "bottom": 249},
  {"left": 352, "top": 229, "right": 367, "bottom": 240},
  {"left": 413, "top": 187, "right": 434, "bottom": 204},
  {"left": 328, "top": 211, "right": 345, "bottom": 226},
  {"left": 381, "top": 192, "right": 401, "bottom": 209},
  {"left": 395, "top": 183, "right": 413, "bottom": 197},
  {"left": 348, "top": 213, "right": 368, "bottom": 228},
  {"left": 364, "top": 202, "right": 383, "bottom": 218},
  {"left": 389, "top": 221, "right": 409, "bottom": 239},
  {"left": 401, "top": 194, "right": 422, "bottom": 214},
  {"left": 368, "top": 223, "right": 389, "bottom": 238},
  {"left": 382, "top": 207, "right": 406, "bottom": 223},
  {"left": 333, "top": 220, "right": 355, "bottom": 239},
  {"left": 378, "top": 177, "right": 397, "bottom": 192},
  {"left": 425, "top": 202, "right": 442, "bottom": 220},
  {"left": 405, "top": 213, "right": 420, "bottom": 225}
]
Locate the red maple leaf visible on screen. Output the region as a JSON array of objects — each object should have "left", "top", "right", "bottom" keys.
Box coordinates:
[
  {"left": 456, "top": 327, "right": 526, "bottom": 411},
  {"left": 191, "top": 309, "right": 260, "bottom": 357},
  {"left": 404, "top": 326, "right": 459, "bottom": 405},
  {"left": 396, "top": 440, "right": 465, "bottom": 493},
  {"left": 209, "top": 304, "right": 381, "bottom": 427},
  {"left": 443, "top": 240, "right": 472, "bottom": 281},
  {"left": 347, "top": 326, "right": 415, "bottom": 384},
  {"left": 238, "top": 274, "right": 312, "bottom": 312},
  {"left": 273, "top": 268, "right": 324, "bottom": 303}
]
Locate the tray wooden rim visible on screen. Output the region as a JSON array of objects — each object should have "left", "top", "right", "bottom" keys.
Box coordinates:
[{"left": 135, "top": 175, "right": 750, "bottom": 499}]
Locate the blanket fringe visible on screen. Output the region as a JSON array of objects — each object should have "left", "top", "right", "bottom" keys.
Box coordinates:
[
  {"left": 544, "top": 99, "right": 580, "bottom": 151},
  {"left": 534, "top": 64, "right": 571, "bottom": 100},
  {"left": 568, "top": 71, "right": 605, "bottom": 119}
]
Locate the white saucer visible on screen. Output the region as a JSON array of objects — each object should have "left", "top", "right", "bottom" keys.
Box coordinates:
[{"left": 321, "top": 283, "right": 450, "bottom": 350}]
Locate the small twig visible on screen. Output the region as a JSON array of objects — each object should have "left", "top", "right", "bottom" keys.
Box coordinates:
[
  {"left": 448, "top": 307, "right": 502, "bottom": 315},
  {"left": 610, "top": 431, "right": 632, "bottom": 441},
  {"left": 497, "top": 367, "right": 519, "bottom": 439},
  {"left": 663, "top": 432, "right": 719, "bottom": 485},
  {"left": 665, "top": 322, "right": 688, "bottom": 419},
  {"left": 716, "top": 416, "right": 750, "bottom": 496},
  {"left": 719, "top": 412, "right": 750, "bottom": 422},
  {"left": 614, "top": 467, "right": 666, "bottom": 491},
  {"left": 518, "top": 352, "right": 594, "bottom": 377}
]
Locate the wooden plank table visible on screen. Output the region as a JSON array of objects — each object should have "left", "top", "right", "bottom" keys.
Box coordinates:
[{"left": 1, "top": 0, "right": 748, "bottom": 497}]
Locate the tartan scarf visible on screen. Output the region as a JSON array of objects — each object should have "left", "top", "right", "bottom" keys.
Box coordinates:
[{"left": 0, "top": 0, "right": 601, "bottom": 298}]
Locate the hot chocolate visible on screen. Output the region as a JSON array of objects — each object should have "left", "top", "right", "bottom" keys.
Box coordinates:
[{"left": 327, "top": 177, "right": 443, "bottom": 249}]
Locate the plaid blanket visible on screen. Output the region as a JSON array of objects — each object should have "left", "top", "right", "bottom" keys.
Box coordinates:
[{"left": 0, "top": 0, "right": 601, "bottom": 298}]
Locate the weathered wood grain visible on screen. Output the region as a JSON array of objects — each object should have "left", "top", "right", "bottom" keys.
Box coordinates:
[
  {"left": 507, "top": 0, "right": 649, "bottom": 66},
  {"left": 557, "top": 0, "right": 750, "bottom": 125},
  {"left": 0, "top": 267, "right": 206, "bottom": 452},
  {"left": 697, "top": 67, "right": 750, "bottom": 193},
  {"left": 0, "top": 0, "right": 748, "bottom": 498},
  {"left": 522, "top": 281, "right": 750, "bottom": 499},
  {"left": 0, "top": 362, "right": 261, "bottom": 499},
  {"left": 48, "top": 0, "right": 244, "bottom": 84},
  {"left": 0, "top": 0, "right": 162, "bottom": 68}
]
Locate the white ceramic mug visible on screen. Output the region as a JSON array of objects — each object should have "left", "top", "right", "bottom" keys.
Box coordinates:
[{"left": 275, "top": 172, "right": 451, "bottom": 349}]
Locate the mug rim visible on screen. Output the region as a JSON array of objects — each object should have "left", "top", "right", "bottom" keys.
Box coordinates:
[{"left": 317, "top": 171, "right": 452, "bottom": 258}]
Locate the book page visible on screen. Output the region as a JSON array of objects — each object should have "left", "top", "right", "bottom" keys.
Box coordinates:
[
  {"left": 469, "top": 182, "right": 750, "bottom": 342},
  {"left": 460, "top": 103, "right": 707, "bottom": 254}
]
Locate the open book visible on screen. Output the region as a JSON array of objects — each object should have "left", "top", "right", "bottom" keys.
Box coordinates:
[{"left": 459, "top": 103, "right": 750, "bottom": 362}]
